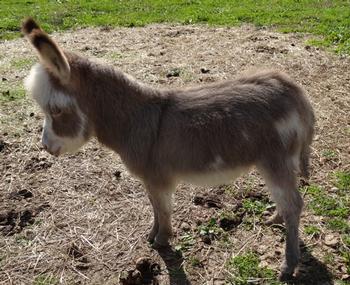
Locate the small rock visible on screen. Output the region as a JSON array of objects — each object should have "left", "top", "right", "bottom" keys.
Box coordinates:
[
  {"left": 341, "top": 274, "right": 350, "bottom": 281},
  {"left": 324, "top": 234, "right": 339, "bottom": 247},
  {"left": 135, "top": 257, "right": 152, "bottom": 273},
  {"left": 114, "top": 170, "right": 121, "bottom": 179},
  {"left": 200, "top": 67, "right": 210, "bottom": 74},
  {"left": 219, "top": 216, "right": 242, "bottom": 231},
  {"left": 181, "top": 222, "right": 191, "bottom": 231},
  {"left": 29, "top": 112, "right": 35, "bottom": 117},
  {"left": 2, "top": 77, "right": 7, "bottom": 81},
  {"left": 330, "top": 187, "right": 339, "bottom": 192},
  {"left": 166, "top": 68, "right": 181, "bottom": 78},
  {"left": 305, "top": 45, "right": 311, "bottom": 50},
  {"left": 202, "top": 235, "right": 211, "bottom": 245},
  {"left": 0, "top": 140, "right": 7, "bottom": 152}
]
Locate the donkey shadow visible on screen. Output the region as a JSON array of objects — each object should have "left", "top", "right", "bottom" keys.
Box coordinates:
[
  {"left": 154, "top": 240, "right": 333, "bottom": 285},
  {"left": 287, "top": 241, "right": 334, "bottom": 285},
  {"left": 154, "top": 245, "right": 191, "bottom": 285}
]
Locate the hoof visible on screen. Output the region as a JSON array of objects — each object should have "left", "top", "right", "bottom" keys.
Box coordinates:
[
  {"left": 147, "top": 234, "right": 155, "bottom": 244},
  {"left": 278, "top": 271, "right": 294, "bottom": 282},
  {"left": 265, "top": 212, "right": 284, "bottom": 226},
  {"left": 151, "top": 240, "right": 170, "bottom": 249}
]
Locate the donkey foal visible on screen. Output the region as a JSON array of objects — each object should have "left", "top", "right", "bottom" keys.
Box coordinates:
[{"left": 22, "top": 18, "right": 315, "bottom": 280}]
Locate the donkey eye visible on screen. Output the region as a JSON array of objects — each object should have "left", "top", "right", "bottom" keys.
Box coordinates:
[{"left": 50, "top": 106, "right": 62, "bottom": 117}]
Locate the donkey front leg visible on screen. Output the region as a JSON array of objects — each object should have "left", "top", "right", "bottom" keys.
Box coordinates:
[{"left": 146, "top": 183, "right": 174, "bottom": 247}]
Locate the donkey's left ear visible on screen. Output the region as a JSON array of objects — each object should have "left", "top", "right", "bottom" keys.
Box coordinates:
[{"left": 22, "top": 18, "right": 70, "bottom": 84}]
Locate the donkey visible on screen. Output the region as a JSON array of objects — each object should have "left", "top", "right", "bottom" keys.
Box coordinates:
[{"left": 22, "top": 18, "right": 314, "bottom": 280}]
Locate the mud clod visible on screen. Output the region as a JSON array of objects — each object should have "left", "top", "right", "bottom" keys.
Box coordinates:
[
  {"left": 120, "top": 257, "right": 160, "bottom": 285},
  {"left": 0, "top": 204, "right": 49, "bottom": 236},
  {"left": 0, "top": 140, "right": 7, "bottom": 152},
  {"left": 114, "top": 170, "right": 122, "bottom": 179},
  {"left": 9, "top": 189, "right": 33, "bottom": 200},
  {"left": 219, "top": 215, "right": 243, "bottom": 231},
  {"left": 24, "top": 157, "right": 53, "bottom": 172},
  {"left": 192, "top": 194, "right": 222, "bottom": 209}
]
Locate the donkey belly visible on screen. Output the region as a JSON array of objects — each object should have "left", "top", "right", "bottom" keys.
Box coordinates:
[{"left": 179, "top": 166, "right": 250, "bottom": 186}]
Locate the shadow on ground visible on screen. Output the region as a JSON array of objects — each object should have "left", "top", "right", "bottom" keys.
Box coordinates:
[
  {"left": 290, "top": 241, "right": 334, "bottom": 285},
  {"left": 155, "top": 245, "right": 191, "bottom": 285}
]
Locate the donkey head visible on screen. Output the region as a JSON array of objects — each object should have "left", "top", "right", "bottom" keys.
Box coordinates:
[{"left": 23, "top": 18, "right": 92, "bottom": 156}]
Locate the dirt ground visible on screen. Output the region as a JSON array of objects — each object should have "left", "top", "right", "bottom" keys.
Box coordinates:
[{"left": 0, "top": 24, "right": 349, "bottom": 285}]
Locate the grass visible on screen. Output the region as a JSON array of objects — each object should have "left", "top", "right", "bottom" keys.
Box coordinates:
[
  {"left": 304, "top": 225, "right": 321, "bottom": 236},
  {"left": 226, "top": 252, "right": 281, "bottom": 285},
  {"left": 306, "top": 185, "right": 349, "bottom": 220},
  {"left": 1, "top": 1, "right": 349, "bottom": 54},
  {"left": 33, "top": 274, "right": 59, "bottom": 285},
  {"left": 0, "top": 87, "right": 26, "bottom": 103}
]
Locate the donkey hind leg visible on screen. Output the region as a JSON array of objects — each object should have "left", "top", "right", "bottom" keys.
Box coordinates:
[
  {"left": 258, "top": 159, "right": 303, "bottom": 280},
  {"left": 265, "top": 211, "right": 284, "bottom": 226},
  {"left": 147, "top": 193, "right": 159, "bottom": 243},
  {"left": 146, "top": 183, "right": 174, "bottom": 247}
]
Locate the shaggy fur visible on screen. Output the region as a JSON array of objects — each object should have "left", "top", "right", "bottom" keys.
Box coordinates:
[{"left": 22, "top": 18, "right": 315, "bottom": 280}]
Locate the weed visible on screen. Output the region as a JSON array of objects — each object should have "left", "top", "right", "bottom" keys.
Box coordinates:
[
  {"left": 335, "top": 171, "right": 350, "bottom": 191},
  {"left": 304, "top": 225, "right": 321, "bottom": 236},
  {"left": 0, "top": 88, "right": 25, "bottom": 102},
  {"left": 321, "top": 149, "right": 338, "bottom": 159},
  {"left": 323, "top": 252, "right": 335, "bottom": 264},
  {"left": 10, "top": 58, "right": 35, "bottom": 70},
  {"left": 33, "top": 274, "right": 58, "bottom": 285},
  {"left": 197, "top": 218, "right": 222, "bottom": 238},
  {"left": 341, "top": 251, "right": 350, "bottom": 274},
  {"left": 327, "top": 217, "right": 349, "bottom": 233},
  {"left": 226, "top": 252, "right": 280, "bottom": 285},
  {"left": 306, "top": 185, "right": 349, "bottom": 219},
  {"left": 342, "top": 235, "right": 350, "bottom": 247},
  {"left": 188, "top": 256, "right": 202, "bottom": 267},
  {"left": 242, "top": 199, "right": 268, "bottom": 216},
  {"left": 175, "top": 233, "right": 195, "bottom": 252}
]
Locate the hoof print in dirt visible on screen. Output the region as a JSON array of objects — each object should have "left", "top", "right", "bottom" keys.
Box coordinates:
[
  {"left": 67, "top": 243, "right": 89, "bottom": 270},
  {"left": 120, "top": 257, "right": 160, "bottom": 285},
  {"left": 201, "top": 234, "right": 212, "bottom": 245},
  {"left": 24, "top": 157, "right": 53, "bottom": 173},
  {"left": 0, "top": 139, "right": 8, "bottom": 152},
  {"left": 192, "top": 194, "right": 222, "bottom": 209},
  {"left": 219, "top": 215, "right": 243, "bottom": 231},
  {"left": 9, "top": 189, "right": 33, "bottom": 200},
  {"left": 114, "top": 170, "right": 122, "bottom": 179},
  {"left": 0, "top": 204, "right": 49, "bottom": 236},
  {"left": 0, "top": 209, "right": 34, "bottom": 235}
]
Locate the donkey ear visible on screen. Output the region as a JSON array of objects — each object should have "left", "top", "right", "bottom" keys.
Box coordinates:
[{"left": 22, "top": 18, "right": 70, "bottom": 83}]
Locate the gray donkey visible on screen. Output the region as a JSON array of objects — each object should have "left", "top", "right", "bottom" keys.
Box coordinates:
[{"left": 22, "top": 18, "right": 314, "bottom": 280}]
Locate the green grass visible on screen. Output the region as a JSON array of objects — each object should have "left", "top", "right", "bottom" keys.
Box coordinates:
[
  {"left": 226, "top": 252, "right": 281, "bottom": 285},
  {"left": 33, "top": 274, "right": 58, "bottom": 285},
  {"left": 305, "top": 183, "right": 350, "bottom": 234},
  {"left": 0, "top": 87, "right": 25, "bottom": 102},
  {"left": 1, "top": 1, "right": 349, "bottom": 54},
  {"left": 334, "top": 171, "right": 350, "bottom": 191},
  {"left": 304, "top": 225, "right": 321, "bottom": 236},
  {"left": 175, "top": 233, "right": 195, "bottom": 252}
]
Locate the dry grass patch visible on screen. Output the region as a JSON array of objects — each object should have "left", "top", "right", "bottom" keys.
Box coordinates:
[{"left": 0, "top": 24, "right": 349, "bottom": 284}]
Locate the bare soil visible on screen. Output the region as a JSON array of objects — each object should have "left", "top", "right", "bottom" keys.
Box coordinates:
[{"left": 0, "top": 24, "right": 349, "bottom": 285}]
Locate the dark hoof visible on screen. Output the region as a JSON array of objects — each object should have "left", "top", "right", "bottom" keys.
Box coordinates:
[
  {"left": 278, "top": 271, "right": 294, "bottom": 282},
  {"left": 265, "top": 213, "right": 284, "bottom": 226}
]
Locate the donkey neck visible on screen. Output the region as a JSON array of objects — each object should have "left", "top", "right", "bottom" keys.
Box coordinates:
[{"left": 72, "top": 57, "right": 162, "bottom": 155}]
